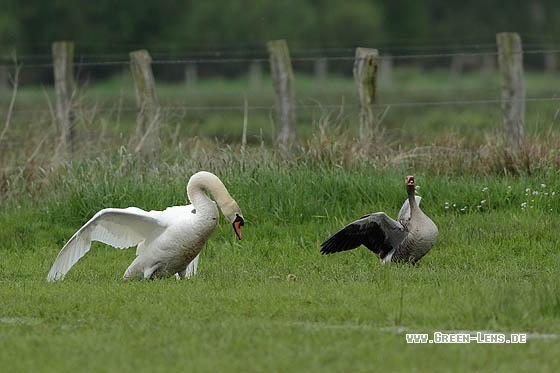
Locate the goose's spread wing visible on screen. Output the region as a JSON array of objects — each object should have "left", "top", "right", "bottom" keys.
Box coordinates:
[
  {"left": 397, "top": 195, "right": 422, "bottom": 223},
  {"left": 321, "top": 212, "right": 407, "bottom": 256},
  {"left": 47, "top": 207, "right": 168, "bottom": 281}
]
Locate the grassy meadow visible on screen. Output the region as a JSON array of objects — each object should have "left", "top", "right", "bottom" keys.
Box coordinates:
[{"left": 1, "top": 67, "right": 560, "bottom": 371}]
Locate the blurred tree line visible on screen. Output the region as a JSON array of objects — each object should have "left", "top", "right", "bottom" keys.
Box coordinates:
[
  {"left": 2, "top": 0, "right": 559, "bottom": 57},
  {"left": 1, "top": 0, "right": 559, "bottom": 85}
]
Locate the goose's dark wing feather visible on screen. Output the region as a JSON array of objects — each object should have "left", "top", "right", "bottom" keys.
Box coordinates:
[{"left": 320, "top": 212, "right": 407, "bottom": 256}]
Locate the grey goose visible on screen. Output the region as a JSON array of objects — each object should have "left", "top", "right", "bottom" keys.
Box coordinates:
[{"left": 321, "top": 176, "right": 438, "bottom": 265}]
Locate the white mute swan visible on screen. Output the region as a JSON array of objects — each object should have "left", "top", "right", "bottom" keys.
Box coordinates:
[
  {"left": 321, "top": 175, "right": 438, "bottom": 265},
  {"left": 47, "top": 171, "right": 244, "bottom": 281}
]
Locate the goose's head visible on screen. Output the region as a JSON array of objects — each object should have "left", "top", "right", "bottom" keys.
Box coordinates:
[
  {"left": 406, "top": 175, "right": 416, "bottom": 195},
  {"left": 222, "top": 200, "right": 244, "bottom": 240}
]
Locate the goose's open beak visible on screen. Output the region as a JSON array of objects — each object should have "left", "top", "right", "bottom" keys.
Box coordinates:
[
  {"left": 406, "top": 175, "right": 415, "bottom": 186},
  {"left": 232, "top": 215, "right": 244, "bottom": 240}
]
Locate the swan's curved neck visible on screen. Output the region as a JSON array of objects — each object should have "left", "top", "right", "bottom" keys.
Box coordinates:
[{"left": 187, "top": 172, "right": 233, "bottom": 213}]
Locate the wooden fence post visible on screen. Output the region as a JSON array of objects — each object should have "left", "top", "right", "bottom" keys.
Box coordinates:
[
  {"left": 544, "top": 52, "right": 558, "bottom": 72},
  {"left": 314, "top": 57, "right": 327, "bottom": 87},
  {"left": 52, "top": 41, "right": 75, "bottom": 155},
  {"left": 353, "top": 47, "right": 379, "bottom": 141},
  {"left": 266, "top": 39, "right": 296, "bottom": 153},
  {"left": 496, "top": 32, "right": 525, "bottom": 147},
  {"left": 185, "top": 62, "right": 197, "bottom": 88},
  {"left": 248, "top": 60, "right": 262, "bottom": 90},
  {"left": 129, "top": 49, "right": 160, "bottom": 158},
  {"left": 0, "top": 65, "right": 8, "bottom": 92}
]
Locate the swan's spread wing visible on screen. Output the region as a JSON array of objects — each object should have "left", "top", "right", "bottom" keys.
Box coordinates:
[
  {"left": 47, "top": 207, "right": 168, "bottom": 281},
  {"left": 321, "top": 212, "right": 407, "bottom": 256},
  {"left": 397, "top": 195, "right": 422, "bottom": 223}
]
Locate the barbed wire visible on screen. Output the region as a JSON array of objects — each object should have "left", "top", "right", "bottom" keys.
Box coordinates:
[
  {"left": 1, "top": 48, "right": 560, "bottom": 70},
  {"left": 2, "top": 97, "right": 559, "bottom": 118},
  {"left": 3, "top": 39, "right": 560, "bottom": 59},
  {"left": 0, "top": 46, "right": 558, "bottom": 118}
]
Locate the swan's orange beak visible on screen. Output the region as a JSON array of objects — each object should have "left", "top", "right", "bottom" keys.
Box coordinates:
[{"left": 232, "top": 215, "right": 244, "bottom": 240}]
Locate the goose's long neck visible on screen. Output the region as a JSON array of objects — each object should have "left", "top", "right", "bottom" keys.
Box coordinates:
[
  {"left": 407, "top": 184, "right": 418, "bottom": 215},
  {"left": 186, "top": 171, "right": 233, "bottom": 214}
]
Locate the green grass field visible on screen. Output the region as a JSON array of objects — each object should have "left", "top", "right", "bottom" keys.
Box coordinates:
[
  {"left": 1, "top": 159, "right": 559, "bottom": 372},
  {"left": 1, "top": 68, "right": 560, "bottom": 371}
]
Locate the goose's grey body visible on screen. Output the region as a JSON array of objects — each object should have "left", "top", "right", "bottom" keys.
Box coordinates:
[{"left": 320, "top": 176, "right": 438, "bottom": 265}]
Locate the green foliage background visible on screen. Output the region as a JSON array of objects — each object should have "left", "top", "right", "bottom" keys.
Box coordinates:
[{"left": 2, "top": 0, "right": 560, "bottom": 54}]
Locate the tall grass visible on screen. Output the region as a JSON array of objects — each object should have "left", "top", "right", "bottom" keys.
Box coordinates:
[{"left": 3, "top": 122, "right": 560, "bottom": 210}]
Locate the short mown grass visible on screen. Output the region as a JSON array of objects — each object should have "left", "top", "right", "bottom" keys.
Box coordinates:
[{"left": 1, "top": 157, "right": 559, "bottom": 372}]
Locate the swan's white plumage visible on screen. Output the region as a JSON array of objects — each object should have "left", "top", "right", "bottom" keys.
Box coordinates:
[
  {"left": 47, "top": 171, "right": 243, "bottom": 282},
  {"left": 47, "top": 207, "right": 166, "bottom": 281},
  {"left": 182, "top": 253, "right": 199, "bottom": 279}
]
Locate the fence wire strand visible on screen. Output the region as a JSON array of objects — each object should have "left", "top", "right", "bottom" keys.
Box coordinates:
[
  {"left": 1, "top": 46, "right": 559, "bottom": 118},
  {"left": 2, "top": 48, "right": 560, "bottom": 70},
  {"left": 2, "top": 97, "right": 560, "bottom": 119}
]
